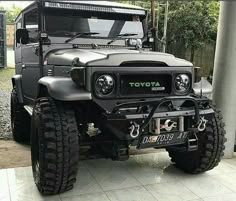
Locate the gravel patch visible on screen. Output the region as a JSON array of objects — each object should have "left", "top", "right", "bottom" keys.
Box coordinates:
[
  {"left": 0, "top": 89, "right": 12, "bottom": 139},
  {"left": 0, "top": 68, "right": 14, "bottom": 140}
]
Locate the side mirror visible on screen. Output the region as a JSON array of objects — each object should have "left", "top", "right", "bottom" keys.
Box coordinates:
[{"left": 16, "top": 28, "right": 29, "bottom": 45}]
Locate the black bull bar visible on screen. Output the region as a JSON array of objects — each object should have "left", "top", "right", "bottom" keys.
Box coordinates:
[{"left": 111, "top": 96, "right": 208, "bottom": 131}]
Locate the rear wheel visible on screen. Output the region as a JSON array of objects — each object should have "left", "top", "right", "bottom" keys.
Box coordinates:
[
  {"left": 167, "top": 105, "right": 226, "bottom": 173},
  {"left": 31, "top": 97, "right": 79, "bottom": 195},
  {"left": 11, "top": 87, "right": 30, "bottom": 142}
]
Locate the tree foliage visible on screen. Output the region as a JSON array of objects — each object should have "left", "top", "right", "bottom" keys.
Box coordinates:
[
  {"left": 0, "top": 4, "right": 22, "bottom": 24},
  {"left": 164, "top": 1, "right": 219, "bottom": 61}
]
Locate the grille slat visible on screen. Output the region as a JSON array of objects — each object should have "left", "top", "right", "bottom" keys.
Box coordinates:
[{"left": 120, "top": 74, "right": 172, "bottom": 96}]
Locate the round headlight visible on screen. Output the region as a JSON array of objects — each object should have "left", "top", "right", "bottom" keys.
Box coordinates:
[
  {"left": 175, "top": 74, "right": 191, "bottom": 93},
  {"left": 95, "top": 75, "right": 115, "bottom": 96}
]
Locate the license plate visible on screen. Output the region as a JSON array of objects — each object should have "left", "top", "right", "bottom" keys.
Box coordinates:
[{"left": 137, "top": 132, "right": 188, "bottom": 149}]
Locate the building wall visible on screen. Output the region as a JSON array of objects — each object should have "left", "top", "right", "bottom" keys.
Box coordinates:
[{"left": 6, "top": 24, "right": 14, "bottom": 46}]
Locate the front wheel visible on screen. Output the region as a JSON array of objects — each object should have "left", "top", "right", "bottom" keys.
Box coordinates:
[
  {"left": 167, "top": 105, "right": 226, "bottom": 174},
  {"left": 31, "top": 97, "right": 79, "bottom": 195}
]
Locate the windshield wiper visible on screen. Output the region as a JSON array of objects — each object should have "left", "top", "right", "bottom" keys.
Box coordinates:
[
  {"left": 107, "top": 33, "right": 138, "bottom": 45},
  {"left": 49, "top": 31, "right": 75, "bottom": 36},
  {"left": 65, "top": 32, "right": 100, "bottom": 43}
]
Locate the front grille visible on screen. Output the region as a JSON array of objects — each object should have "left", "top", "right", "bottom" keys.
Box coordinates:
[{"left": 120, "top": 74, "right": 172, "bottom": 96}]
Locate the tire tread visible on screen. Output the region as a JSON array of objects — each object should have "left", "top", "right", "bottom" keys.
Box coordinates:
[
  {"left": 167, "top": 105, "right": 226, "bottom": 174},
  {"left": 31, "top": 97, "right": 79, "bottom": 195}
]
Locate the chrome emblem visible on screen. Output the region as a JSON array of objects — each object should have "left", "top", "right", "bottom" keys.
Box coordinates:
[{"left": 160, "top": 119, "right": 177, "bottom": 131}]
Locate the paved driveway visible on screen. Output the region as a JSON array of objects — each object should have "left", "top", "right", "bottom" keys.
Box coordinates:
[{"left": 1, "top": 151, "right": 236, "bottom": 201}]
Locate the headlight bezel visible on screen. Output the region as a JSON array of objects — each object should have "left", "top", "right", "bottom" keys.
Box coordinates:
[
  {"left": 174, "top": 73, "right": 192, "bottom": 95},
  {"left": 94, "top": 74, "right": 116, "bottom": 97}
]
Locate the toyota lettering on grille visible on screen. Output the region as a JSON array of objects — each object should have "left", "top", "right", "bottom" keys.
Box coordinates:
[
  {"left": 120, "top": 74, "right": 172, "bottom": 95},
  {"left": 128, "top": 81, "right": 166, "bottom": 91},
  {"left": 128, "top": 81, "right": 161, "bottom": 87}
]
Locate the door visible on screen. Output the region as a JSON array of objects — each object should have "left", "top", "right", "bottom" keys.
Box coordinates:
[{"left": 21, "top": 8, "right": 40, "bottom": 104}]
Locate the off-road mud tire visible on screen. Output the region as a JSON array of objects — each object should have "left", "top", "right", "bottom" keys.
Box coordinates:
[
  {"left": 31, "top": 97, "right": 79, "bottom": 195},
  {"left": 167, "top": 105, "right": 226, "bottom": 174},
  {"left": 11, "top": 87, "right": 30, "bottom": 142}
]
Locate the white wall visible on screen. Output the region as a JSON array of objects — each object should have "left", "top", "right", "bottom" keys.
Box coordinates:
[
  {"left": 213, "top": 1, "right": 236, "bottom": 158},
  {"left": 7, "top": 47, "right": 14, "bottom": 68}
]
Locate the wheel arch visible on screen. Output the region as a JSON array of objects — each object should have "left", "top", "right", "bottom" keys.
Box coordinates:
[{"left": 37, "top": 77, "right": 92, "bottom": 101}]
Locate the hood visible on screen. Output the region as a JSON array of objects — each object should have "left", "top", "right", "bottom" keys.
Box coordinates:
[{"left": 46, "top": 48, "right": 193, "bottom": 67}]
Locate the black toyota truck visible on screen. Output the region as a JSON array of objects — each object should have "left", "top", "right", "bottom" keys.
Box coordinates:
[{"left": 11, "top": 0, "right": 226, "bottom": 195}]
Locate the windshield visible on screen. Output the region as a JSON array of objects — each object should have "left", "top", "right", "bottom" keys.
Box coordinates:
[{"left": 45, "top": 9, "right": 145, "bottom": 40}]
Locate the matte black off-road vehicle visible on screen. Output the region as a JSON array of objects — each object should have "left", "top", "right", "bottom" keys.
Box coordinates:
[{"left": 11, "top": 0, "right": 226, "bottom": 195}]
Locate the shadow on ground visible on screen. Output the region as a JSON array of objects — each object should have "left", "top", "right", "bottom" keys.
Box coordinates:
[{"left": 0, "top": 139, "right": 162, "bottom": 169}]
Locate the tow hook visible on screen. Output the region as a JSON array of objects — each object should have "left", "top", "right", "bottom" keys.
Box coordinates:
[
  {"left": 129, "top": 122, "right": 140, "bottom": 138},
  {"left": 198, "top": 117, "right": 208, "bottom": 132}
]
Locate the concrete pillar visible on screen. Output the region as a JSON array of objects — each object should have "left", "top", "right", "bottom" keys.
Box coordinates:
[{"left": 213, "top": 1, "right": 236, "bottom": 158}]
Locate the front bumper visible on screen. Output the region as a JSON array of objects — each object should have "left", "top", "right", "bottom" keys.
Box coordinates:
[{"left": 101, "top": 95, "right": 214, "bottom": 144}]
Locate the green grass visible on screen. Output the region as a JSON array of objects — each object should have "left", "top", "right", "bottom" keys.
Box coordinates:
[{"left": 0, "top": 68, "right": 15, "bottom": 91}]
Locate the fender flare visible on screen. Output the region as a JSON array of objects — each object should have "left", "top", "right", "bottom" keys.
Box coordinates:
[
  {"left": 193, "top": 78, "right": 213, "bottom": 96},
  {"left": 12, "top": 75, "right": 24, "bottom": 103},
  {"left": 38, "top": 77, "right": 92, "bottom": 101}
]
